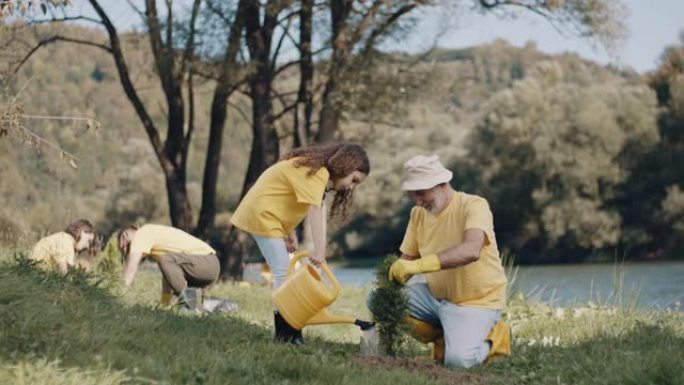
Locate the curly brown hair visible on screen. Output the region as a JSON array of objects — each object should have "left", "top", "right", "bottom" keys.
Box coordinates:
[
  {"left": 64, "top": 219, "right": 99, "bottom": 257},
  {"left": 281, "top": 142, "right": 370, "bottom": 221}
]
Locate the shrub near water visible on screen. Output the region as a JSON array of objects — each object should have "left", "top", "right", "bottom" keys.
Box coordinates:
[{"left": 368, "top": 255, "right": 410, "bottom": 356}]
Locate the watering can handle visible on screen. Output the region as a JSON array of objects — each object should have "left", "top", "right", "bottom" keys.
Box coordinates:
[{"left": 287, "top": 250, "right": 340, "bottom": 298}]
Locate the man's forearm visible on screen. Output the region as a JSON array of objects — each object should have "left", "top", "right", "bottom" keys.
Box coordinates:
[
  {"left": 436, "top": 242, "right": 480, "bottom": 269},
  {"left": 434, "top": 229, "right": 486, "bottom": 269}
]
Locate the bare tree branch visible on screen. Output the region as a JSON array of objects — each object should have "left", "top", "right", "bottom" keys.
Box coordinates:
[
  {"left": 165, "top": 0, "right": 173, "bottom": 59},
  {"left": 228, "top": 100, "right": 252, "bottom": 126},
  {"left": 276, "top": 8, "right": 299, "bottom": 25},
  {"left": 181, "top": 0, "right": 202, "bottom": 84},
  {"left": 361, "top": 3, "right": 418, "bottom": 56},
  {"left": 270, "top": 17, "right": 292, "bottom": 72},
  {"left": 272, "top": 100, "right": 298, "bottom": 121},
  {"left": 28, "top": 15, "right": 102, "bottom": 25},
  {"left": 184, "top": 69, "right": 195, "bottom": 160},
  {"left": 23, "top": 126, "right": 80, "bottom": 159},
  {"left": 88, "top": 0, "right": 166, "bottom": 164},
  {"left": 273, "top": 58, "right": 300, "bottom": 78},
  {"left": 11, "top": 35, "right": 111, "bottom": 79},
  {"left": 125, "top": 0, "right": 146, "bottom": 20},
  {"left": 205, "top": 0, "right": 232, "bottom": 25},
  {"left": 349, "top": 0, "right": 386, "bottom": 47},
  {"left": 145, "top": 0, "right": 173, "bottom": 96}
]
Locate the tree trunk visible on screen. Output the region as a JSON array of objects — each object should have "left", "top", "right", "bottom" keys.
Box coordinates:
[
  {"left": 163, "top": 85, "right": 193, "bottom": 230},
  {"left": 218, "top": 0, "right": 282, "bottom": 280},
  {"left": 165, "top": 167, "right": 193, "bottom": 231},
  {"left": 195, "top": 93, "right": 226, "bottom": 236},
  {"left": 195, "top": 0, "right": 247, "bottom": 238},
  {"left": 316, "top": 0, "right": 351, "bottom": 144},
  {"left": 294, "top": 0, "right": 314, "bottom": 147},
  {"left": 317, "top": 88, "right": 340, "bottom": 143},
  {"left": 243, "top": 74, "right": 280, "bottom": 195}
]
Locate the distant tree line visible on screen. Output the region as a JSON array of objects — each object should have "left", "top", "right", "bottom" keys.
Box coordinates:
[
  {"left": 341, "top": 36, "right": 684, "bottom": 263},
  {"left": 3, "top": 0, "right": 638, "bottom": 273}
]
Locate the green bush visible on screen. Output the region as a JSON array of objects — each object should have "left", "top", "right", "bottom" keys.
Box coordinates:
[{"left": 368, "top": 255, "right": 410, "bottom": 356}]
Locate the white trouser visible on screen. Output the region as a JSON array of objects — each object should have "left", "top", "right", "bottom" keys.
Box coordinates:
[
  {"left": 252, "top": 235, "right": 290, "bottom": 289},
  {"left": 407, "top": 282, "right": 501, "bottom": 368}
]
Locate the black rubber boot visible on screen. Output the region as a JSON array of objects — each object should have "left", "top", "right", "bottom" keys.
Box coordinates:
[
  {"left": 290, "top": 329, "right": 305, "bottom": 346},
  {"left": 274, "top": 311, "right": 305, "bottom": 345}
]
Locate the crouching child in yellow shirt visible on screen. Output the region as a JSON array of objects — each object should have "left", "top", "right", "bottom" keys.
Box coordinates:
[
  {"left": 29, "top": 219, "right": 97, "bottom": 275},
  {"left": 117, "top": 224, "right": 220, "bottom": 309}
]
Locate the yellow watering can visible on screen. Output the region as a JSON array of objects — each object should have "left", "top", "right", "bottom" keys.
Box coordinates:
[{"left": 272, "top": 250, "right": 374, "bottom": 331}]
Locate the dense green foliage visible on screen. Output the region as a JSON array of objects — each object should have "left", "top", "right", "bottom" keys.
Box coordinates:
[
  {"left": 1, "top": 23, "right": 682, "bottom": 263},
  {"left": 368, "top": 255, "right": 409, "bottom": 356},
  {"left": 454, "top": 61, "right": 659, "bottom": 261},
  {"left": 617, "top": 39, "right": 684, "bottom": 259},
  {"left": 340, "top": 40, "right": 684, "bottom": 263}
]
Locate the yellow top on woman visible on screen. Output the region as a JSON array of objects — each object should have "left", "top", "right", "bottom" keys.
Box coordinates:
[{"left": 230, "top": 158, "right": 329, "bottom": 238}]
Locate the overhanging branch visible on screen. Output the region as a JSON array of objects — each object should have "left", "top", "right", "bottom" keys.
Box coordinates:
[{"left": 12, "top": 35, "right": 111, "bottom": 79}]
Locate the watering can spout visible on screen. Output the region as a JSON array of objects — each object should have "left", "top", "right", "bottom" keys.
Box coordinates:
[
  {"left": 307, "top": 310, "right": 376, "bottom": 330},
  {"left": 306, "top": 309, "right": 355, "bottom": 326},
  {"left": 354, "top": 319, "right": 376, "bottom": 331}
]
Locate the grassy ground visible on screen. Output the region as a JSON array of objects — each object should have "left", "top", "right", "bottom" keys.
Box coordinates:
[{"left": 1, "top": 252, "right": 683, "bottom": 385}]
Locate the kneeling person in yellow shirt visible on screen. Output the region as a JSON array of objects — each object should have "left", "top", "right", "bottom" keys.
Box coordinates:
[
  {"left": 117, "top": 224, "right": 220, "bottom": 308},
  {"left": 389, "top": 155, "right": 510, "bottom": 368},
  {"left": 29, "top": 219, "right": 97, "bottom": 275}
]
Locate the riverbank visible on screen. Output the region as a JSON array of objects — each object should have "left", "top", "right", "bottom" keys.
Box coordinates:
[
  {"left": 323, "top": 260, "right": 684, "bottom": 311},
  {"left": 1, "top": 256, "right": 682, "bottom": 384}
]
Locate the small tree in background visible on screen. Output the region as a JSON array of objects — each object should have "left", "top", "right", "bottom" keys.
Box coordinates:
[{"left": 459, "top": 61, "right": 659, "bottom": 261}]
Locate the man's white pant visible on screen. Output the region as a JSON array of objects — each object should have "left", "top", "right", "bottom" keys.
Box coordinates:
[{"left": 407, "top": 282, "right": 501, "bottom": 368}]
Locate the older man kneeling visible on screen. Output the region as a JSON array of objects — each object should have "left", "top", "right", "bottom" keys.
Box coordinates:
[{"left": 389, "top": 155, "right": 511, "bottom": 368}]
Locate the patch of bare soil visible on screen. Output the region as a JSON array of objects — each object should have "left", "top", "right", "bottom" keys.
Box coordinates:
[{"left": 357, "top": 356, "right": 489, "bottom": 385}]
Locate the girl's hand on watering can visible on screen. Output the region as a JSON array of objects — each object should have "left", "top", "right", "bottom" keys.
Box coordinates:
[{"left": 309, "top": 253, "right": 325, "bottom": 267}]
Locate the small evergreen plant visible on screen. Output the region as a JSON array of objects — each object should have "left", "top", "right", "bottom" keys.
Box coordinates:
[{"left": 368, "top": 255, "right": 409, "bottom": 356}]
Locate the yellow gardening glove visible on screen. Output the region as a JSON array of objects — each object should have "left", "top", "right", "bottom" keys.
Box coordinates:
[{"left": 389, "top": 254, "right": 441, "bottom": 284}]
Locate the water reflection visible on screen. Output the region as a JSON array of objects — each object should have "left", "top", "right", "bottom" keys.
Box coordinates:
[{"left": 332, "top": 262, "right": 684, "bottom": 310}]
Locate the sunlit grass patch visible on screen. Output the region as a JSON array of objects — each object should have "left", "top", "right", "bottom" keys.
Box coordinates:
[
  {"left": 1, "top": 249, "right": 682, "bottom": 385},
  {"left": 0, "top": 359, "right": 129, "bottom": 385},
  {"left": 482, "top": 294, "right": 684, "bottom": 385},
  {"left": 0, "top": 252, "right": 442, "bottom": 385}
]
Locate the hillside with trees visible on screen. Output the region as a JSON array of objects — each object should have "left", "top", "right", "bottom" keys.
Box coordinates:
[{"left": 2, "top": 23, "right": 682, "bottom": 266}]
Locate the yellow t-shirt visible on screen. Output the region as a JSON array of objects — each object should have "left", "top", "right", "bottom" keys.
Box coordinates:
[
  {"left": 29, "top": 232, "right": 76, "bottom": 271},
  {"left": 129, "top": 224, "right": 216, "bottom": 261},
  {"left": 230, "top": 158, "right": 329, "bottom": 238},
  {"left": 400, "top": 191, "right": 507, "bottom": 309}
]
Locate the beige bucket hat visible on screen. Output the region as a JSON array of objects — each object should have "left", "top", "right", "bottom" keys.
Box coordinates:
[{"left": 401, "top": 155, "right": 453, "bottom": 191}]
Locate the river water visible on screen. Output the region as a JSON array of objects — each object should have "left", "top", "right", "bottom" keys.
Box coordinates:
[{"left": 331, "top": 261, "right": 684, "bottom": 310}]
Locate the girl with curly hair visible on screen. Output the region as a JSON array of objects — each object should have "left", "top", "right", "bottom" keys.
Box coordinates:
[{"left": 230, "top": 142, "right": 370, "bottom": 344}]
